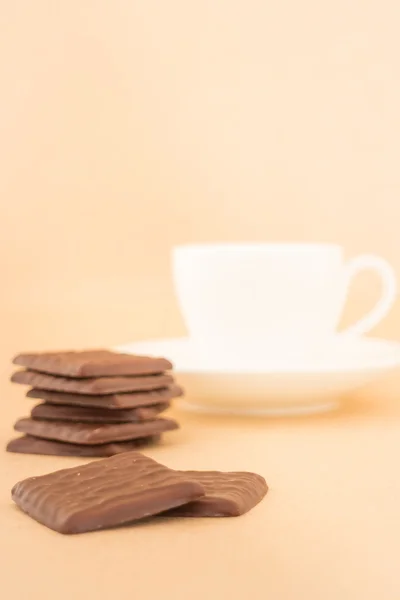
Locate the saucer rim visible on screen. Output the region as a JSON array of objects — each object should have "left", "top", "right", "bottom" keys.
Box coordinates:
[{"left": 115, "top": 336, "right": 400, "bottom": 375}]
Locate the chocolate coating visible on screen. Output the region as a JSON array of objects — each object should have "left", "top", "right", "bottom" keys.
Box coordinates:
[
  {"left": 11, "top": 452, "right": 205, "bottom": 533},
  {"left": 11, "top": 370, "right": 173, "bottom": 395},
  {"left": 13, "top": 350, "right": 172, "bottom": 378},
  {"left": 14, "top": 417, "right": 179, "bottom": 445}
]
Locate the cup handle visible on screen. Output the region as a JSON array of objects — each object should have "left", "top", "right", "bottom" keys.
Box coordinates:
[{"left": 342, "top": 254, "right": 397, "bottom": 336}]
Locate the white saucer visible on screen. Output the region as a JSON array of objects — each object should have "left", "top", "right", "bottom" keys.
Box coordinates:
[{"left": 115, "top": 337, "right": 400, "bottom": 416}]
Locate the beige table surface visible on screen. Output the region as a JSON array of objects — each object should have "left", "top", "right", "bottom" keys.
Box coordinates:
[{"left": 1, "top": 314, "right": 400, "bottom": 600}]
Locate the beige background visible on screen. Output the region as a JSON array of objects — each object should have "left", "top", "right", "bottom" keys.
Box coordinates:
[
  {"left": 2, "top": 2, "right": 400, "bottom": 599},
  {"left": 2, "top": 0, "right": 400, "bottom": 350}
]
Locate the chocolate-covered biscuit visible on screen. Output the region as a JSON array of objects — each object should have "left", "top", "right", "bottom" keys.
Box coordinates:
[
  {"left": 7, "top": 435, "right": 161, "bottom": 457},
  {"left": 13, "top": 350, "right": 172, "bottom": 378},
  {"left": 11, "top": 452, "right": 205, "bottom": 533},
  {"left": 31, "top": 402, "right": 169, "bottom": 423},
  {"left": 14, "top": 417, "right": 179, "bottom": 445},
  {"left": 26, "top": 385, "right": 183, "bottom": 409},
  {"left": 165, "top": 471, "right": 268, "bottom": 517},
  {"left": 11, "top": 370, "right": 173, "bottom": 395}
]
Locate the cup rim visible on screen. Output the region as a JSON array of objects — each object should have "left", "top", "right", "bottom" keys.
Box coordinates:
[{"left": 173, "top": 242, "right": 342, "bottom": 254}]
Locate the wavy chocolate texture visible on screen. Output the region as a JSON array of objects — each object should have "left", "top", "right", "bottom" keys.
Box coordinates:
[
  {"left": 165, "top": 471, "right": 268, "bottom": 517},
  {"left": 11, "top": 452, "right": 205, "bottom": 533}
]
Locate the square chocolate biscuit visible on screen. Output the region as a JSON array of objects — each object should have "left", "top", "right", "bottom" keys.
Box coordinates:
[
  {"left": 166, "top": 471, "right": 268, "bottom": 517},
  {"left": 14, "top": 417, "right": 179, "bottom": 445},
  {"left": 30, "top": 402, "right": 169, "bottom": 423},
  {"left": 11, "top": 452, "right": 205, "bottom": 533},
  {"left": 7, "top": 435, "right": 161, "bottom": 457},
  {"left": 11, "top": 370, "right": 173, "bottom": 395},
  {"left": 13, "top": 350, "right": 172, "bottom": 378},
  {"left": 26, "top": 385, "right": 183, "bottom": 409}
]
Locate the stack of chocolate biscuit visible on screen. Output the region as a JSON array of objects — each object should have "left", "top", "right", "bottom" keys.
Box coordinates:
[{"left": 7, "top": 350, "right": 182, "bottom": 457}]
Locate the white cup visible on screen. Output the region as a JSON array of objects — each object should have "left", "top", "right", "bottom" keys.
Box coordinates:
[{"left": 172, "top": 243, "right": 397, "bottom": 353}]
